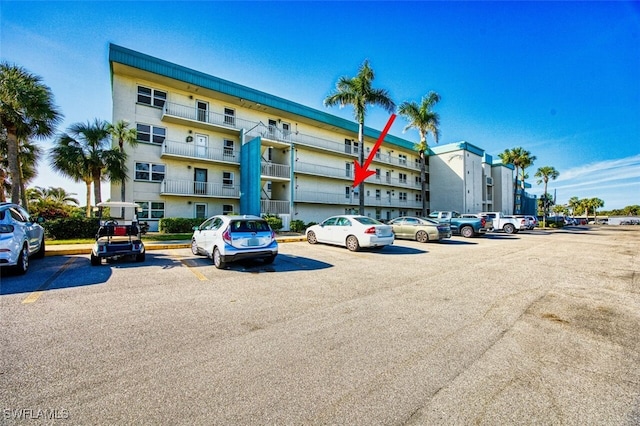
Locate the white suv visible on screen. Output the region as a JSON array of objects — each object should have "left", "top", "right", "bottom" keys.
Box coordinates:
[
  {"left": 0, "top": 203, "right": 45, "bottom": 274},
  {"left": 191, "top": 215, "right": 278, "bottom": 269}
]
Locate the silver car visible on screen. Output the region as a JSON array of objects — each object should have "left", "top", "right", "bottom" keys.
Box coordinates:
[
  {"left": 388, "top": 216, "right": 452, "bottom": 242},
  {"left": 0, "top": 203, "right": 45, "bottom": 274},
  {"left": 191, "top": 215, "right": 278, "bottom": 269}
]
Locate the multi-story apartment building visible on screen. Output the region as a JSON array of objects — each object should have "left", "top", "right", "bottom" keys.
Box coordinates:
[{"left": 109, "top": 44, "right": 520, "bottom": 231}]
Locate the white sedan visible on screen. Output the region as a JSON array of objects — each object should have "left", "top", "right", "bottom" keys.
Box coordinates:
[{"left": 305, "top": 215, "right": 394, "bottom": 251}]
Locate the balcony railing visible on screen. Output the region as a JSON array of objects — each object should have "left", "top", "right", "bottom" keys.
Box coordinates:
[
  {"left": 162, "top": 102, "right": 254, "bottom": 131},
  {"left": 246, "top": 123, "right": 293, "bottom": 144},
  {"left": 261, "top": 161, "right": 290, "bottom": 179},
  {"left": 294, "top": 190, "right": 422, "bottom": 209},
  {"left": 161, "top": 139, "right": 240, "bottom": 163},
  {"left": 295, "top": 161, "right": 351, "bottom": 180},
  {"left": 161, "top": 180, "right": 240, "bottom": 198},
  {"left": 260, "top": 199, "right": 290, "bottom": 215}
]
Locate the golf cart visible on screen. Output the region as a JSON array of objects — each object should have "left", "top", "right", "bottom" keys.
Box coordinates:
[{"left": 91, "top": 202, "right": 146, "bottom": 266}]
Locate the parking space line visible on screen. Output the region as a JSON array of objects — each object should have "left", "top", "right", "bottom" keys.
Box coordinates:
[
  {"left": 22, "top": 257, "right": 77, "bottom": 304},
  {"left": 171, "top": 250, "right": 208, "bottom": 281}
]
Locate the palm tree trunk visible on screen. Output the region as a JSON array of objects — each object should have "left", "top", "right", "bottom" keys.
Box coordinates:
[
  {"left": 512, "top": 166, "right": 519, "bottom": 214},
  {"left": 358, "top": 122, "right": 365, "bottom": 216},
  {"left": 0, "top": 169, "right": 6, "bottom": 202},
  {"left": 420, "top": 150, "right": 427, "bottom": 217},
  {"left": 84, "top": 181, "right": 92, "bottom": 217},
  {"left": 92, "top": 169, "right": 102, "bottom": 207},
  {"left": 6, "top": 130, "right": 22, "bottom": 205},
  {"left": 542, "top": 181, "right": 548, "bottom": 228}
]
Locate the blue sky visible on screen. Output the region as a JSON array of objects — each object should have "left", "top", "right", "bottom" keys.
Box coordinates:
[{"left": 2, "top": 1, "right": 639, "bottom": 209}]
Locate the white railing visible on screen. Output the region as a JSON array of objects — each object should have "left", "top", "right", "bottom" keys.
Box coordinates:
[
  {"left": 163, "top": 102, "right": 254, "bottom": 130},
  {"left": 162, "top": 139, "right": 240, "bottom": 163},
  {"left": 295, "top": 190, "right": 356, "bottom": 205},
  {"left": 161, "top": 180, "right": 240, "bottom": 198},
  {"left": 261, "top": 161, "right": 290, "bottom": 179},
  {"left": 246, "top": 123, "right": 294, "bottom": 144},
  {"left": 260, "top": 200, "right": 290, "bottom": 215}
]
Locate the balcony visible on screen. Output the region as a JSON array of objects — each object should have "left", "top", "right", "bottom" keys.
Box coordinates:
[
  {"left": 161, "top": 139, "right": 240, "bottom": 164},
  {"left": 162, "top": 102, "right": 254, "bottom": 134},
  {"left": 261, "top": 161, "right": 290, "bottom": 181},
  {"left": 161, "top": 180, "right": 240, "bottom": 198},
  {"left": 246, "top": 123, "right": 293, "bottom": 146},
  {"left": 295, "top": 190, "right": 357, "bottom": 205},
  {"left": 260, "top": 199, "right": 290, "bottom": 215}
]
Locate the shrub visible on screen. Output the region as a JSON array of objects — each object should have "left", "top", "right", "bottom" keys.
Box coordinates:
[
  {"left": 289, "top": 219, "right": 306, "bottom": 233},
  {"left": 159, "top": 217, "right": 203, "bottom": 233},
  {"left": 43, "top": 217, "right": 100, "bottom": 240},
  {"left": 262, "top": 214, "right": 283, "bottom": 232}
]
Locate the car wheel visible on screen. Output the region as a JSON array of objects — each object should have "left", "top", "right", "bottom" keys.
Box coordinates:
[
  {"left": 34, "top": 236, "right": 45, "bottom": 259},
  {"left": 191, "top": 239, "right": 200, "bottom": 255},
  {"left": 307, "top": 231, "right": 317, "bottom": 244},
  {"left": 213, "top": 247, "right": 227, "bottom": 269},
  {"left": 263, "top": 254, "right": 276, "bottom": 265},
  {"left": 504, "top": 224, "right": 515, "bottom": 234},
  {"left": 15, "top": 244, "right": 29, "bottom": 274},
  {"left": 90, "top": 253, "right": 101, "bottom": 266},
  {"left": 416, "top": 230, "right": 429, "bottom": 243},
  {"left": 135, "top": 252, "right": 146, "bottom": 262},
  {"left": 460, "top": 226, "right": 474, "bottom": 238},
  {"left": 346, "top": 235, "right": 360, "bottom": 252}
]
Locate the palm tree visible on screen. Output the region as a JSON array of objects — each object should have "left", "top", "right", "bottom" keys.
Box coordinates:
[
  {"left": 324, "top": 60, "right": 395, "bottom": 215},
  {"left": 1, "top": 133, "right": 43, "bottom": 207},
  {"left": 50, "top": 119, "right": 126, "bottom": 216},
  {"left": 498, "top": 147, "right": 535, "bottom": 214},
  {"left": 587, "top": 197, "right": 604, "bottom": 223},
  {"left": 568, "top": 196, "right": 580, "bottom": 218},
  {"left": 107, "top": 120, "right": 137, "bottom": 203},
  {"left": 535, "top": 166, "right": 560, "bottom": 227},
  {"left": 0, "top": 62, "right": 62, "bottom": 205},
  {"left": 397, "top": 92, "right": 441, "bottom": 216}
]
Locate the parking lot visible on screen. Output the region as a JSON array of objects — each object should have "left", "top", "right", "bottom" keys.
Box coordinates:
[{"left": 2, "top": 227, "right": 639, "bottom": 425}]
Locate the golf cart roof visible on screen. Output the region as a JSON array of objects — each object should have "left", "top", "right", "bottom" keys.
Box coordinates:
[{"left": 96, "top": 202, "right": 141, "bottom": 208}]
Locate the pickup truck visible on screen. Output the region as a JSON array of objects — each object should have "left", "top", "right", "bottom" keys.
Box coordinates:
[
  {"left": 479, "top": 212, "right": 527, "bottom": 234},
  {"left": 428, "top": 211, "right": 491, "bottom": 238}
]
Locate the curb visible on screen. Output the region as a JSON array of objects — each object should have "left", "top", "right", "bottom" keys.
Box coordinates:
[{"left": 45, "top": 236, "right": 307, "bottom": 257}]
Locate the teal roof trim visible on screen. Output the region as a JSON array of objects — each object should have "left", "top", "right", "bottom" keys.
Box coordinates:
[
  {"left": 109, "top": 44, "right": 413, "bottom": 149},
  {"left": 429, "top": 141, "right": 485, "bottom": 157}
]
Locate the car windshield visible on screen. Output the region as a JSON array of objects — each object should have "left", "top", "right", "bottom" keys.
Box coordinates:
[
  {"left": 354, "top": 217, "right": 382, "bottom": 225},
  {"left": 229, "top": 220, "right": 270, "bottom": 233}
]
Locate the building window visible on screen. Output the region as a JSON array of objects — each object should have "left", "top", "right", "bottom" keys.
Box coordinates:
[
  {"left": 416, "top": 193, "right": 422, "bottom": 202},
  {"left": 353, "top": 141, "right": 359, "bottom": 155},
  {"left": 346, "top": 162, "right": 352, "bottom": 177},
  {"left": 223, "top": 204, "right": 234, "bottom": 215},
  {"left": 415, "top": 176, "right": 422, "bottom": 185},
  {"left": 223, "top": 171, "right": 234, "bottom": 187},
  {"left": 399, "top": 154, "right": 407, "bottom": 165},
  {"left": 375, "top": 189, "right": 381, "bottom": 200},
  {"left": 223, "top": 139, "right": 235, "bottom": 157},
  {"left": 224, "top": 108, "right": 235, "bottom": 126},
  {"left": 135, "top": 162, "right": 165, "bottom": 182},
  {"left": 399, "top": 192, "right": 408, "bottom": 201},
  {"left": 399, "top": 173, "right": 407, "bottom": 184},
  {"left": 136, "top": 123, "right": 166, "bottom": 144},
  {"left": 375, "top": 208, "right": 381, "bottom": 220},
  {"left": 136, "top": 201, "right": 165, "bottom": 220},
  {"left": 282, "top": 122, "right": 291, "bottom": 138},
  {"left": 345, "top": 186, "right": 351, "bottom": 199},
  {"left": 375, "top": 169, "right": 381, "bottom": 180},
  {"left": 344, "top": 139, "right": 352, "bottom": 154},
  {"left": 195, "top": 203, "right": 207, "bottom": 219},
  {"left": 137, "top": 86, "right": 166, "bottom": 108}
]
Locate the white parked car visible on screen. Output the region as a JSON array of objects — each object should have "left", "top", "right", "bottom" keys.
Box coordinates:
[
  {"left": 306, "top": 215, "right": 394, "bottom": 251},
  {"left": 191, "top": 215, "right": 278, "bottom": 269},
  {"left": 0, "top": 203, "right": 45, "bottom": 274}
]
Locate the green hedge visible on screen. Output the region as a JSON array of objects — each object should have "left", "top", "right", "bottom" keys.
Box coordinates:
[
  {"left": 262, "top": 214, "right": 283, "bottom": 232},
  {"left": 43, "top": 217, "right": 101, "bottom": 240},
  {"left": 159, "top": 217, "right": 203, "bottom": 233}
]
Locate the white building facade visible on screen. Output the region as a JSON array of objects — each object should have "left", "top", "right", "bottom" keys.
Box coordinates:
[{"left": 109, "top": 44, "right": 515, "bottom": 230}]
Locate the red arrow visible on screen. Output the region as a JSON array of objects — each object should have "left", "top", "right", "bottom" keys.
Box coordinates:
[{"left": 353, "top": 113, "right": 397, "bottom": 188}]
